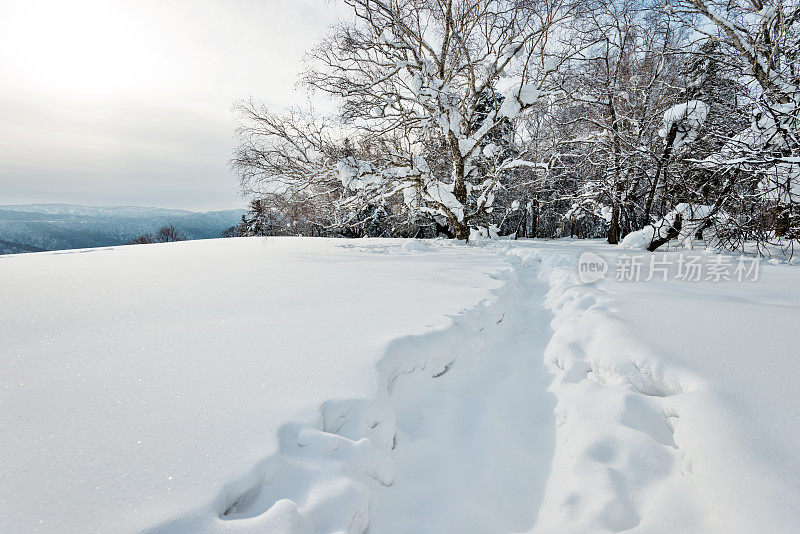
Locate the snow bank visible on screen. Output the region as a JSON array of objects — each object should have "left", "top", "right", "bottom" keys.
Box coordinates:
[
  {"left": 495, "top": 243, "right": 705, "bottom": 531},
  {"left": 499, "top": 240, "right": 800, "bottom": 533},
  {"left": 599, "top": 250, "right": 800, "bottom": 533},
  {"left": 468, "top": 224, "right": 501, "bottom": 241}
]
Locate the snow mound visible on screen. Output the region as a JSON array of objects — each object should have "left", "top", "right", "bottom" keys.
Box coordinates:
[
  {"left": 621, "top": 203, "right": 713, "bottom": 250},
  {"left": 400, "top": 239, "right": 429, "bottom": 252}
]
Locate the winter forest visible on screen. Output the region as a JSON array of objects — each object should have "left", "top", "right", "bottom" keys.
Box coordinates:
[{"left": 232, "top": 0, "right": 799, "bottom": 254}]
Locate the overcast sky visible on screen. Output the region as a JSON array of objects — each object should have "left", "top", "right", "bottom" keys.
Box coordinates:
[{"left": 0, "top": 0, "right": 345, "bottom": 211}]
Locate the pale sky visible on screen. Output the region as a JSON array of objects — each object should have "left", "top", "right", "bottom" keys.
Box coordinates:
[{"left": 0, "top": 0, "right": 345, "bottom": 211}]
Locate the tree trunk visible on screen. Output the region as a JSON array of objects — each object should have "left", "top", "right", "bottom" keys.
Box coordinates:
[
  {"left": 450, "top": 218, "right": 470, "bottom": 240},
  {"left": 607, "top": 204, "right": 621, "bottom": 244},
  {"left": 647, "top": 213, "right": 682, "bottom": 251},
  {"left": 607, "top": 95, "right": 623, "bottom": 245},
  {"left": 644, "top": 122, "right": 679, "bottom": 225},
  {"left": 447, "top": 131, "right": 470, "bottom": 240},
  {"left": 775, "top": 204, "right": 790, "bottom": 237}
]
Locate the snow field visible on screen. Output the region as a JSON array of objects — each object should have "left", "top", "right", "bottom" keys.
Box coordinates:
[
  {"left": 0, "top": 237, "right": 511, "bottom": 533},
  {"left": 2, "top": 237, "right": 799, "bottom": 533},
  {"left": 599, "top": 250, "right": 800, "bottom": 533}
]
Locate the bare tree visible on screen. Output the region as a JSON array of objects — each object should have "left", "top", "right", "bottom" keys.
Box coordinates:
[
  {"left": 155, "top": 225, "right": 187, "bottom": 243},
  {"left": 235, "top": 0, "right": 577, "bottom": 239},
  {"left": 229, "top": 0, "right": 798, "bottom": 253},
  {"left": 654, "top": 0, "right": 800, "bottom": 250},
  {"left": 126, "top": 233, "right": 155, "bottom": 245},
  {"left": 551, "top": 0, "right": 688, "bottom": 243}
]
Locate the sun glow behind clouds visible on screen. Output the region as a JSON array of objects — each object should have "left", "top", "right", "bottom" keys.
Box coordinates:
[
  {"left": 0, "top": 0, "right": 345, "bottom": 209},
  {"left": 1, "top": 0, "right": 174, "bottom": 97}
]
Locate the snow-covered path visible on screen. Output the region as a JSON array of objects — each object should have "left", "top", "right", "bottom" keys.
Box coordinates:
[
  {"left": 368, "top": 266, "right": 556, "bottom": 533},
  {"left": 208, "top": 247, "right": 560, "bottom": 534}
]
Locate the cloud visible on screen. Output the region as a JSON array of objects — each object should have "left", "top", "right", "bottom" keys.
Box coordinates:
[{"left": 0, "top": 0, "right": 345, "bottom": 210}]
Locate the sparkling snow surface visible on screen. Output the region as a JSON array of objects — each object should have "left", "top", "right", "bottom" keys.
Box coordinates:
[{"left": 2, "top": 237, "right": 799, "bottom": 533}]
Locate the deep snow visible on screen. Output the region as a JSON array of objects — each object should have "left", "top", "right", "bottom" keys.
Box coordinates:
[
  {"left": 503, "top": 240, "right": 800, "bottom": 533},
  {"left": 0, "top": 237, "right": 509, "bottom": 533},
  {"left": 2, "top": 237, "right": 799, "bottom": 533}
]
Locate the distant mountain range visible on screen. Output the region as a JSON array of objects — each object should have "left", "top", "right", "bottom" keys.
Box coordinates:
[{"left": 0, "top": 204, "right": 246, "bottom": 254}]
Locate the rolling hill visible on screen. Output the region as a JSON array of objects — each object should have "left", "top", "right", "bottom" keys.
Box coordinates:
[{"left": 0, "top": 204, "right": 245, "bottom": 254}]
